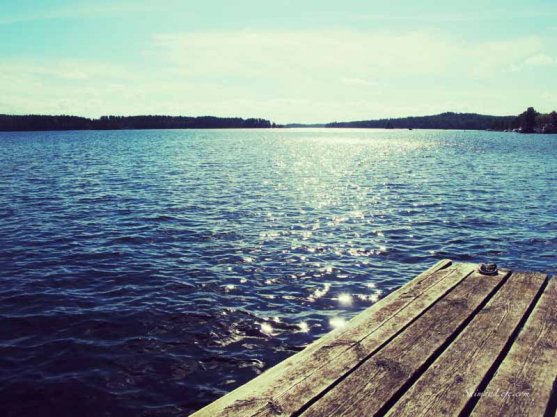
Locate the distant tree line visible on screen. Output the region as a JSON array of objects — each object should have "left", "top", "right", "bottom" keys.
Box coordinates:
[
  {"left": 326, "top": 109, "right": 557, "bottom": 133},
  {"left": 0, "top": 115, "right": 275, "bottom": 131},
  {"left": 2, "top": 108, "right": 556, "bottom": 133},
  {"left": 326, "top": 112, "right": 516, "bottom": 130},
  {"left": 513, "top": 107, "right": 557, "bottom": 133}
]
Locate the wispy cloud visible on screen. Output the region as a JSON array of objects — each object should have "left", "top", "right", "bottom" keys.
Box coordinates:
[
  {"left": 508, "top": 53, "right": 555, "bottom": 72},
  {"left": 150, "top": 30, "right": 550, "bottom": 82},
  {"left": 1, "top": 29, "right": 556, "bottom": 121},
  {"left": 149, "top": 30, "right": 453, "bottom": 81},
  {"left": 524, "top": 53, "right": 554, "bottom": 66}
]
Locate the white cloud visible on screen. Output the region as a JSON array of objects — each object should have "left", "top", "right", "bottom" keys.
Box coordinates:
[
  {"left": 508, "top": 52, "right": 555, "bottom": 72},
  {"left": 150, "top": 30, "right": 453, "bottom": 81},
  {"left": 524, "top": 53, "right": 554, "bottom": 66},
  {"left": 0, "top": 29, "right": 555, "bottom": 122},
  {"left": 150, "top": 30, "right": 553, "bottom": 85},
  {"left": 463, "top": 38, "right": 546, "bottom": 76}
]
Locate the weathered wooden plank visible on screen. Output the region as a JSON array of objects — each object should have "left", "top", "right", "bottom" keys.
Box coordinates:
[
  {"left": 191, "top": 259, "right": 473, "bottom": 417},
  {"left": 470, "top": 277, "right": 557, "bottom": 417},
  {"left": 253, "top": 263, "right": 478, "bottom": 417},
  {"left": 383, "top": 271, "right": 547, "bottom": 417},
  {"left": 299, "top": 269, "right": 508, "bottom": 417}
]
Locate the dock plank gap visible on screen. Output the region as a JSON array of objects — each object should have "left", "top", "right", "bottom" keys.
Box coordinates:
[{"left": 191, "top": 260, "right": 557, "bottom": 417}]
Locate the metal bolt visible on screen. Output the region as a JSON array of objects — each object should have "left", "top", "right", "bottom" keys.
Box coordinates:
[{"left": 478, "top": 263, "right": 498, "bottom": 276}]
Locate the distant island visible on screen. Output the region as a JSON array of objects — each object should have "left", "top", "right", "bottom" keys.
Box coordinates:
[
  {"left": 0, "top": 107, "right": 555, "bottom": 133},
  {"left": 326, "top": 107, "right": 557, "bottom": 133},
  {"left": 0, "top": 115, "right": 275, "bottom": 131}
]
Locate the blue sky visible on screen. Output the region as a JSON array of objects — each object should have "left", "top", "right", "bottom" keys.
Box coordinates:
[{"left": 1, "top": 0, "right": 556, "bottom": 123}]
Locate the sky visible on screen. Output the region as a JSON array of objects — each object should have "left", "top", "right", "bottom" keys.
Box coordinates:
[{"left": 0, "top": 0, "right": 556, "bottom": 123}]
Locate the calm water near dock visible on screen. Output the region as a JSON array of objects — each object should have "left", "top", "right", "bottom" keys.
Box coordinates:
[{"left": 0, "top": 129, "right": 556, "bottom": 416}]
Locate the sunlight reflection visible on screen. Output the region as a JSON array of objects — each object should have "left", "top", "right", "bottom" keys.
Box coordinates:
[
  {"left": 308, "top": 283, "right": 331, "bottom": 302},
  {"left": 260, "top": 322, "right": 274, "bottom": 336},
  {"left": 298, "top": 322, "right": 310, "bottom": 333},
  {"left": 337, "top": 293, "right": 353, "bottom": 306},
  {"left": 329, "top": 317, "right": 347, "bottom": 329}
]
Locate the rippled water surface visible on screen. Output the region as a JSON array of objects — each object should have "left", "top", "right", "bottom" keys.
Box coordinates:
[{"left": 0, "top": 129, "right": 556, "bottom": 416}]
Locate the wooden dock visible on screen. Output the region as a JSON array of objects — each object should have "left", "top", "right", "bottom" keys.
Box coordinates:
[{"left": 191, "top": 260, "right": 557, "bottom": 417}]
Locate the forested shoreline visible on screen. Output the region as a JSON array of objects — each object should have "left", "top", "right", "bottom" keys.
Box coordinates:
[
  {"left": 327, "top": 108, "right": 557, "bottom": 133},
  {"left": 0, "top": 115, "right": 274, "bottom": 131},
  {"left": 1, "top": 107, "right": 556, "bottom": 133}
]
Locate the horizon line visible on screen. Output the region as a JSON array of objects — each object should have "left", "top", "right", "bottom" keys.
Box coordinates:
[{"left": 1, "top": 109, "right": 534, "bottom": 126}]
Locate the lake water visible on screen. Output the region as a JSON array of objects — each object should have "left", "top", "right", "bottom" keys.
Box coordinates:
[{"left": 0, "top": 129, "right": 556, "bottom": 416}]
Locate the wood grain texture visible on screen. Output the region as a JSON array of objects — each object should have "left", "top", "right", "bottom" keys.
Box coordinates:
[
  {"left": 191, "top": 262, "right": 554, "bottom": 417},
  {"left": 191, "top": 259, "right": 466, "bottom": 417},
  {"left": 470, "top": 277, "right": 556, "bottom": 417},
  {"left": 300, "top": 269, "right": 508, "bottom": 417},
  {"left": 383, "top": 271, "right": 547, "bottom": 417},
  {"left": 254, "top": 263, "right": 476, "bottom": 417}
]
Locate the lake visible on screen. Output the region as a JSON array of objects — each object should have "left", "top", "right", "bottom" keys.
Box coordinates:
[{"left": 0, "top": 129, "right": 556, "bottom": 416}]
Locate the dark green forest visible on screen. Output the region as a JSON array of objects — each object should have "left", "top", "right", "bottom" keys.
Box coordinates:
[
  {"left": 1, "top": 108, "right": 556, "bottom": 132},
  {"left": 326, "top": 108, "right": 557, "bottom": 133},
  {"left": 0, "top": 115, "right": 274, "bottom": 131}
]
